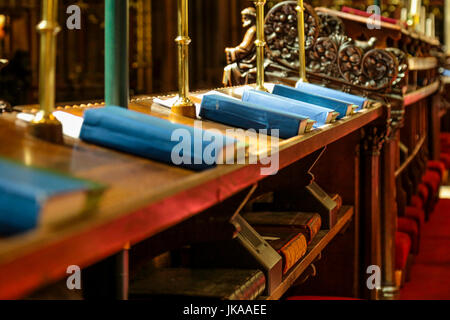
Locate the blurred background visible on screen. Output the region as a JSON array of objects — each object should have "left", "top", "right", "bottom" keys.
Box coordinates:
[{"left": 0, "top": 0, "right": 446, "bottom": 106}]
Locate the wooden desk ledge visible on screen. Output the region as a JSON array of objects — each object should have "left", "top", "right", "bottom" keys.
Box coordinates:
[{"left": 0, "top": 92, "right": 382, "bottom": 299}]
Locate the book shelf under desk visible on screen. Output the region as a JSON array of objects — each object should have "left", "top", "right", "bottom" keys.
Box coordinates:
[
  {"left": 0, "top": 93, "right": 378, "bottom": 299},
  {"left": 264, "top": 205, "right": 354, "bottom": 300}
]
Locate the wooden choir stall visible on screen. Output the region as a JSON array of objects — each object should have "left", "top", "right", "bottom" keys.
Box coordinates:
[{"left": 0, "top": 0, "right": 449, "bottom": 301}]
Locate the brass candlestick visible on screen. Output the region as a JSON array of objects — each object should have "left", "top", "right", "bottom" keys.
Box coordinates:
[
  {"left": 171, "top": 0, "right": 196, "bottom": 118},
  {"left": 418, "top": 6, "right": 426, "bottom": 34},
  {"left": 425, "top": 13, "right": 435, "bottom": 38},
  {"left": 407, "top": 0, "right": 421, "bottom": 28},
  {"left": 296, "top": 0, "right": 307, "bottom": 83},
  {"left": 29, "top": 0, "right": 63, "bottom": 144},
  {"left": 446, "top": 0, "right": 450, "bottom": 54},
  {"left": 253, "top": 0, "right": 268, "bottom": 92}
]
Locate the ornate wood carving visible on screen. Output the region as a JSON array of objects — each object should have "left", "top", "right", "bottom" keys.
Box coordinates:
[
  {"left": 265, "top": 2, "right": 320, "bottom": 71},
  {"left": 362, "top": 125, "right": 386, "bottom": 156},
  {"left": 224, "top": 1, "right": 409, "bottom": 101}
]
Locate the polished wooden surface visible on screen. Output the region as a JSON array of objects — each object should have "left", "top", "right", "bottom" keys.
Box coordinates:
[
  {"left": 315, "top": 7, "right": 440, "bottom": 47},
  {"left": 408, "top": 57, "right": 438, "bottom": 71},
  {"left": 404, "top": 81, "right": 440, "bottom": 107},
  {"left": 0, "top": 96, "right": 383, "bottom": 299}
]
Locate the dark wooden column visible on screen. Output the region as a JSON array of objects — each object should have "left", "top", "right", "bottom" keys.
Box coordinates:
[
  {"left": 82, "top": 247, "right": 130, "bottom": 300},
  {"left": 429, "top": 93, "right": 441, "bottom": 160},
  {"left": 379, "top": 104, "right": 403, "bottom": 300},
  {"left": 360, "top": 125, "right": 385, "bottom": 299}
]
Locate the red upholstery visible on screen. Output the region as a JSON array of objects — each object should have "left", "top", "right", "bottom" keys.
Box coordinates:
[
  {"left": 427, "top": 161, "right": 445, "bottom": 179},
  {"left": 396, "top": 231, "right": 411, "bottom": 270},
  {"left": 405, "top": 206, "right": 425, "bottom": 231},
  {"left": 418, "top": 183, "right": 429, "bottom": 204},
  {"left": 411, "top": 195, "right": 424, "bottom": 210},
  {"left": 440, "top": 137, "right": 450, "bottom": 145},
  {"left": 422, "top": 170, "right": 441, "bottom": 195},
  {"left": 440, "top": 134, "right": 450, "bottom": 144},
  {"left": 440, "top": 141, "right": 450, "bottom": 149},
  {"left": 287, "top": 296, "right": 360, "bottom": 300},
  {"left": 440, "top": 153, "right": 450, "bottom": 169},
  {"left": 398, "top": 217, "right": 420, "bottom": 254}
]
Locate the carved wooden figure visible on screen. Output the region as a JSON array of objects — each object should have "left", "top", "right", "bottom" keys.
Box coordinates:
[
  {"left": 223, "top": 7, "right": 257, "bottom": 86},
  {"left": 223, "top": 1, "right": 406, "bottom": 103}
]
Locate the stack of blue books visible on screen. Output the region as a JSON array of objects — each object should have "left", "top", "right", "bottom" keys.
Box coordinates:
[
  {"left": 0, "top": 158, "right": 104, "bottom": 235},
  {"left": 442, "top": 69, "right": 450, "bottom": 77},
  {"left": 271, "top": 84, "right": 356, "bottom": 119},
  {"left": 242, "top": 89, "right": 336, "bottom": 128},
  {"left": 80, "top": 106, "right": 238, "bottom": 171},
  {"left": 200, "top": 94, "right": 310, "bottom": 138},
  {"left": 295, "top": 82, "right": 367, "bottom": 110},
  {"left": 198, "top": 83, "right": 368, "bottom": 138}
]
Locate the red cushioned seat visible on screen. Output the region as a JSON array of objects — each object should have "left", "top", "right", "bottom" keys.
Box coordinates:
[
  {"left": 422, "top": 170, "right": 441, "bottom": 195},
  {"left": 440, "top": 153, "right": 450, "bottom": 169},
  {"left": 418, "top": 183, "right": 429, "bottom": 204},
  {"left": 395, "top": 231, "right": 411, "bottom": 270},
  {"left": 411, "top": 195, "right": 424, "bottom": 210},
  {"left": 427, "top": 160, "right": 445, "bottom": 179},
  {"left": 287, "top": 296, "right": 360, "bottom": 300},
  {"left": 440, "top": 134, "right": 450, "bottom": 143},
  {"left": 405, "top": 206, "right": 425, "bottom": 231},
  {"left": 398, "top": 217, "right": 420, "bottom": 254},
  {"left": 440, "top": 133, "right": 450, "bottom": 140}
]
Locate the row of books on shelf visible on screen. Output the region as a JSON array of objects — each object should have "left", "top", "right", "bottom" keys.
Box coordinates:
[
  {"left": 2, "top": 81, "right": 360, "bottom": 236},
  {"left": 13, "top": 81, "right": 369, "bottom": 172},
  {"left": 77, "top": 82, "right": 368, "bottom": 170},
  {"left": 130, "top": 185, "right": 344, "bottom": 300},
  {"left": 0, "top": 152, "right": 345, "bottom": 300}
]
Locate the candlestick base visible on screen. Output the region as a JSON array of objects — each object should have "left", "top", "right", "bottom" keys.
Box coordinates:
[
  {"left": 28, "top": 112, "right": 64, "bottom": 144},
  {"left": 171, "top": 96, "right": 196, "bottom": 118},
  {"left": 379, "top": 285, "right": 399, "bottom": 300},
  {"left": 295, "top": 78, "right": 308, "bottom": 87},
  {"left": 255, "top": 85, "right": 269, "bottom": 92}
]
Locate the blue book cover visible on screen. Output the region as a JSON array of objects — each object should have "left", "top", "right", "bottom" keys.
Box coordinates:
[
  {"left": 295, "top": 82, "right": 367, "bottom": 110},
  {"left": 442, "top": 69, "right": 450, "bottom": 77},
  {"left": 80, "top": 106, "right": 237, "bottom": 171},
  {"left": 242, "top": 89, "right": 333, "bottom": 127},
  {"left": 200, "top": 94, "right": 309, "bottom": 139},
  {"left": 272, "top": 84, "right": 353, "bottom": 119},
  {"left": 0, "top": 158, "right": 104, "bottom": 235}
]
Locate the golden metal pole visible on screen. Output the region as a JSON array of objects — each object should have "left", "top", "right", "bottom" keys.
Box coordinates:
[
  {"left": 296, "top": 0, "right": 307, "bottom": 83},
  {"left": 29, "top": 0, "right": 63, "bottom": 144},
  {"left": 418, "top": 6, "right": 426, "bottom": 34},
  {"left": 171, "top": 0, "right": 196, "bottom": 118},
  {"left": 426, "top": 13, "right": 435, "bottom": 38},
  {"left": 253, "top": 0, "right": 268, "bottom": 92},
  {"left": 446, "top": 0, "right": 450, "bottom": 54}
]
